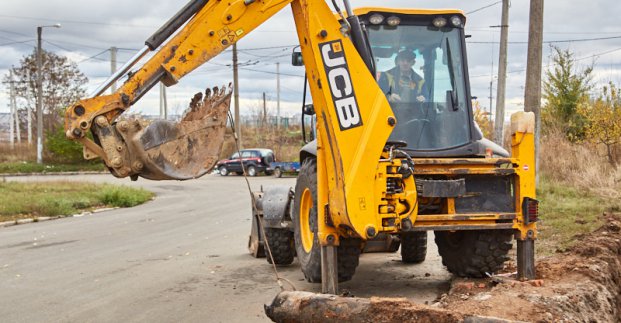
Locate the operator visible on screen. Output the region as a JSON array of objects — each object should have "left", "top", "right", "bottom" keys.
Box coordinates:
[{"left": 378, "top": 50, "right": 427, "bottom": 105}]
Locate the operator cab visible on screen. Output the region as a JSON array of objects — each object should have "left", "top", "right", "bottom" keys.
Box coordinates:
[{"left": 358, "top": 8, "right": 508, "bottom": 158}]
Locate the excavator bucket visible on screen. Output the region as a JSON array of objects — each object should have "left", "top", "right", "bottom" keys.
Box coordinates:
[{"left": 99, "top": 85, "right": 232, "bottom": 181}]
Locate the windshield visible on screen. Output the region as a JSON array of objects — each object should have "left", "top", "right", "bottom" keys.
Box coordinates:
[{"left": 368, "top": 25, "right": 471, "bottom": 150}]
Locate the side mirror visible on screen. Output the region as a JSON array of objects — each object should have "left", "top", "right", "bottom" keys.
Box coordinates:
[
  {"left": 292, "top": 52, "right": 304, "bottom": 66},
  {"left": 303, "top": 104, "right": 315, "bottom": 115}
]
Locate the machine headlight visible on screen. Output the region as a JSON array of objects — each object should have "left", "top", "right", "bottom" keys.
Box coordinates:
[
  {"left": 432, "top": 17, "right": 447, "bottom": 28},
  {"left": 369, "top": 14, "right": 384, "bottom": 25},
  {"left": 386, "top": 16, "right": 401, "bottom": 26},
  {"left": 450, "top": 16, "right": 463, "bottom": 27}
]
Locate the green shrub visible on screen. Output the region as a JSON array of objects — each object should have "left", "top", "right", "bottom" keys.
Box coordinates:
[{"left": 46, "top": 126, "right": 86, "bottom": 163}]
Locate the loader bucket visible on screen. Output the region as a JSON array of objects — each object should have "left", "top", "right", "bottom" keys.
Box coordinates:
[{"left": 102, "top": 85, "right": 232, "bottom": 181}]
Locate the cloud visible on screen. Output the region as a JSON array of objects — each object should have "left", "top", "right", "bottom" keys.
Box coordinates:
[{"left": 0, "top": 0, "right": 618, "bottom": 127}]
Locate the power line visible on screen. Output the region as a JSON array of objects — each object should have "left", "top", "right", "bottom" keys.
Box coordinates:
[
  {"left": 466, "top": 1, "right": 502, "bottom": 15},
  {"left": 0, "top": 29, "right": 31, "bottom": 38},
  {"left": 43, "top": 40, "right": 74, "bottom": 52},
  {"left": 467, "top": 35, "right": 621, "bottom": 44},
  {"left": 469, "top": 46, "right": 621, "bottom": 79},
  {"left": 77, "top": 48, "right": 111, "bottom": 64},
  {"left": 0, "top": 14, "right": 154, "bottom": 28},
  {"left": 0, "top": 39, "right": 34, "bottom": 46},
  {"left": 468, "top": 27, "right": 621, "bottom": 35},
  {"left": 239, "top": 66, "right": 304, "bottom": 78}
]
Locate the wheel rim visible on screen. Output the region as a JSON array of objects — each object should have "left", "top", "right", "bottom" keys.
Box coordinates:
[
  {"left": 220, "top": 167, "right": 226, "bottom": 175},
  {"left": 299, "top": 187, "right": 314, "bottom": 253},
  {"left": 248, "top": 167, "right": 256, "bottom": 176}
]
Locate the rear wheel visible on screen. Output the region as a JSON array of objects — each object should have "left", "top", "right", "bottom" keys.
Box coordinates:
[
  {"left": 400, "top": 231, "right": 427, "bottom": 264},
  {"left": 265, "top": 228, "right": 295, "bottom": 265},
  {"left": 293, "top": 158, "right": 361, "bottom": 283},
  {"left": 219, "top": 166, "right": 228, "bottom": 176},
  {"left": 435, "top": 230, "right": 513, "bottom": 277},
  {"left": 274, "top": 167, "right": 283, "bottom": 178}
]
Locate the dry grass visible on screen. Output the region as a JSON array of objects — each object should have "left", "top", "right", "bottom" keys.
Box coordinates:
[
  {"left": 536, "top": 131, "right": 621, "bottom": 255},
  {"left": 540, "top": 131, "right": 621, "bottom": 199},
  {"left": 0, "top": 142, "right": 36, "bottom": 162}
]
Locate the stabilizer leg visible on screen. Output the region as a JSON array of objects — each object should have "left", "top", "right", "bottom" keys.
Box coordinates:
[
  {"left": 517, "top": 238, "right": 536, "bottom": 280},
  {"left": 321, "top": 245, "right": 338, "bottom": 294}
]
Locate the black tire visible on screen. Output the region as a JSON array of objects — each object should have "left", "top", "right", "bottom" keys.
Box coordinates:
[
  {"left": 400, "top": 231, "right": 427, "bottom": 264},
  {"left": 293, "top": 158, "right": 361, "bottom": 283},
  {"left": 274, "top": 167, "right": 283, "bottom": 178},
  {"left": 293, "top": 159, "right": 322, "bottom": 282},
  {"left": 435, "top": 230, "right": 513, "bottom": 277},
  {"left": 265, "top": 228, "right": 295, "bottom": 265},
  {"left": 337, "top": 238, "right": 362, "bottom": 282},
  {"left": 219, "top": 166, "right": 228, "bottom": 176},
  {"left": 247, "top": 165, "right": 257, "bottom": 177}
]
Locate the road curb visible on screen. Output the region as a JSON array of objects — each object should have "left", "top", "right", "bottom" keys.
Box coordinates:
[
  {"left": 1, "top": 171, "right": 108, "bottom": 177},
  {"left": 0, "top": 207, "right": 119, "bottom": 229}
]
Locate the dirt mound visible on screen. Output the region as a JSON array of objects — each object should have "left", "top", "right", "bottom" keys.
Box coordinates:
[
  {"left": 265, "top": 215, "right": 620, "bottom": 322},
  {"left": 435, "top": 214, "right": 621, "bottom": 322}
]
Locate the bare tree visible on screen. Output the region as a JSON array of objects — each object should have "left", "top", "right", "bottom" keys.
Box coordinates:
[{"left": 3, "top": 49, "right": 88, "bottom": 135}]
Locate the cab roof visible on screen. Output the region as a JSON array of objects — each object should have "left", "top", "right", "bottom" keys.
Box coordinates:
[{"left": 353, "top": 7, "right": 465, "bottom": 17}]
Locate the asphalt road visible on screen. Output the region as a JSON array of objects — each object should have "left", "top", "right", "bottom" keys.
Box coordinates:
[{"left": 0, "top": 174, "right": 451, "bottom": 322}]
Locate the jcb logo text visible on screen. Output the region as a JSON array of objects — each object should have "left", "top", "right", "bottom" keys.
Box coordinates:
[{"left": 320, "top": 40, "right": 362, "bottom": 130}]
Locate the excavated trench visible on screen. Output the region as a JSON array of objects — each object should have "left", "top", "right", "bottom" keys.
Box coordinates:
[{"left": 267, "top": 214, "right": 621, "bottom": 322}]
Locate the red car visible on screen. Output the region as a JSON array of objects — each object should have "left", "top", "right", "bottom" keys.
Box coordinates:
[{"left": 216, "top": 149, "right": 275, "bottom": 176}]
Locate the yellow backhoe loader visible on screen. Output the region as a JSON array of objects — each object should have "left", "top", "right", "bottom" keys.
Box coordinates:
[{"left": 65, "top": 0, "right": 538, "bottom": 317}]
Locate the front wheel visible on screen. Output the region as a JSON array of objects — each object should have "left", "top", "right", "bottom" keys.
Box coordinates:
[
  {"left": 219, "top": 166, "right": 228, "bottom": 176},
  {"left": 293, "top": 158, "right": 361, "bottom": 283},
  {"left": 435, "top": 230, "right": 513, "bottom": 277},
  {"left": 293, "top": 159, "right": 321, "bottom": 282},
  {"left": 274, "top": 167, "right": 282, "bottom": 178},
  {"left": 247, "top": 165, "right": 257, "bottom": 177}
]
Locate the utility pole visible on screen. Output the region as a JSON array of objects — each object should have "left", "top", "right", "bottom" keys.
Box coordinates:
[
  {"left": 36, "top": 24, "right": 61, "bottom": 164},
  {"left": 488, "top": 35, "right": 495, "bottom": 123},
  {"left": 262, "top": 92, "right": 267, "bottom": 127},
  {"left": 9, "top": 69, "right": 21, "bottom": 145},
  {"left": 36, "top": 26, "right": 44, "bottom": 164},
  {"left": 13, "top": 76, "right": 20, "bottom": 144},
  {"left": 489, "top": 80, "right": 493, "bottom": 120},
  {"left": 27, "top": 77, "right": 32, "bottom": 146},
  {"left": 110, "top": 46, "right": 118, "bottom": 93},
  {"left": 9, "top": 70, "right": 15, "bottom": 148},
  {"left": 517, "top": 0, "right": 544, "bottom": 282},
  {"left": 159, "top": 83, "right": 168, "bottom": 119},
  {"left": 524, "top": 0, "right": 544, "bottom": 178},
  {"left": 494, "top": 0, "right": 510, "bottom": 145},
  {"left": 276, "top": 62, "right": 281, "bottom": 128},
  {"left": 233, "top": 43, "right": 241, "bottom": 147}
]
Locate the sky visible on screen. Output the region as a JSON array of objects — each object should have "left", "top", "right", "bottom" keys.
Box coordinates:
[{"left": 0, "top": 0, "right": 620, "bottom": 121}]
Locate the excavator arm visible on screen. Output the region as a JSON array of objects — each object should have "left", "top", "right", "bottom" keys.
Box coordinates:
[{"left": 65, "top": 0, "right": 294, "bottom": 180}]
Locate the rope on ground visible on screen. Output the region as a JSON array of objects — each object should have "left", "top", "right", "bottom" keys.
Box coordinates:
[{"left": 226, "top": 111, "right": 296, "bottom": 292}]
